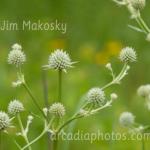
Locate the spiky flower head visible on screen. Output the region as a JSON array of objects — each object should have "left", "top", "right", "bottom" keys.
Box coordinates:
[
  {"left": 137, "top": 84, "right": 150, "bottom": 98},
  {"left": 119, "top": 47, "right": 137, "bottom": 63},
  {"left": 0, "top": 111, "right": 10, "bottom": 130},
  {"left": 12, "top": 43, "right": 22, "bottom": 50},
  {"left": 44, "top": 49, "right": 74, "bottom": 72},
  {"left": 119, "top": 112, "right": 135, "bottom": 127},
  {"left": 8, "top": 100, "right": 24, "bottom": 115},
  {"left": 130, "top": 0, "right": 146, "bottom": 10},
  {"left": 49, "top": 103, "right": 65, "bottom": 118},
  {"left": 87, "top": 88, "right": 105, "bottom": 106},
  {"left": 8, "top": 43, "right": 26, "bottom": 67}
]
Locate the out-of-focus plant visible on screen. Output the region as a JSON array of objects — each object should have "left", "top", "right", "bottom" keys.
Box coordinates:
[
  {"left": 119, "top": 84, "right": 150, "bottom": 150},
  {"left": 0, "top": 43, "right": 137, "bottom": 150},
  {"left": 112, "top": 0, "right": 150, "bottom": 41},
  {"left": 137, "top": 84, "right": 150, "bottom": 110}
]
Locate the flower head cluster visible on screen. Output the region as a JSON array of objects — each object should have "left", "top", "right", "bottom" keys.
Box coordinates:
[
  {"left": 49, "top": 103, "right": 65, "bottom": 118},
  {"left": 137, "top": 84, "right": 150, "bottom": 98},
  {"left": 44, "top": 49, "right": 74, "bottom": 72},
  {"left": 113, "top": 0, "right": 144, "bottom": 18},
  {"left": 119, "top": 112, "right": 135, "bottom": 127},
  {"left": 8, "top": 43, "right": 26, "bottom": 67},
  {"left": 0, "top": 111, "right": 10, "bottom": 130},
  {"left": 8, "top": 100, "right": 24, "bottom": 115},
  {"left": 129, "top": 0, "right": 146, "bottom": 10},
  {"left": 87, "top": 88, "right": 105, "bottom": 106},
  {"left": 119, "top": 47, "right": 137, "bottom": 63}
]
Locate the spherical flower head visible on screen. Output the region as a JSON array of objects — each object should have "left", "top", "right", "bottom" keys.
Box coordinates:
[
  {"left": 119, "top": 112, "right": 135, "bottom": 127},
  {"left": 87, "top": 88, "right": 105, "bottom": 106},
  {"left": 8, "top": 100, "right": 24, "bottom": 115},
  {"left": 8, "top": 48, "right": 26, "bottom": 67},
  {"left": 119, "top": 47, "right": 137, "bottom": 63},
  {"left": 0, "top": 111, "right": 10, "bottom": 130},
  {"left": 130, "top": 0, "right": 145, "bottom": 10},
  {"left": 12, "top": 43, "right": 22, "bottom": 50},
  {"left": 137, "top": 84, "right": 150, "bottom": 98},
  {"left": 49, "top": 103, "right": 65, "bottom": 118},
  {"left": 44, "top": 49, "right": 74, "bottom": 72}
]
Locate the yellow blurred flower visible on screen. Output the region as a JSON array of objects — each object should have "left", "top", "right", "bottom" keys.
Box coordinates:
[
  {"left": 47, "top": 39, "right": 66, "bottom": 51},
  {"left": 106, "top": 41, "right": 122, "bottom": 56},
  {"left": 95, "top": 51, "right": 109, "bottom": 65},
  {"left": 79, "top": 44, "right": 95, "bottom": 62},
  {"left": 95, "top": 41, "right": 123, "bottom": 65}
]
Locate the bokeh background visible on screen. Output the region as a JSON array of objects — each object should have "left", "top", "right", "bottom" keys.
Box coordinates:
[{"left": 0, "top": 0, "right": 150, "bottom": 150}]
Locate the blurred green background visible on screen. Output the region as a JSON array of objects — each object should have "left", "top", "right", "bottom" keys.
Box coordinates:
[{"left": 0, "top": 0, "right": 150, "bottom": 150}]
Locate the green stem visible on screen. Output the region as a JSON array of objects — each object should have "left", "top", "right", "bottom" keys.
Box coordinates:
[
  {"left": 17, "top": 114, "right": 32, "bottom": 150},
  {"left": 22, "top": 83, "right": 46, "bottom": 119},
  {"left": 22, "top": 130, "right": 46, "bottom": 150},
  {"left": 22, "top": 118, "right": 54, "bottom": 150},
  {"left": 142, "top": 137, "right": 145, "bottom": 150},
  {"left": 102, "top": 63, "right": 127, "bottom": 90},
  {"left": 53, "top": 138, "right": 58, "bottom": 150},
  {"left": 58, "top": 69, "right": 62, "bottom": 102},
  {"left": 136, "top": 18, "right": 146, "bottom": 33},
  {"left": 57, "top": 116, "right": 82, "bottom": 134},
  {"left": 0, "top": 132, "right": 2, "bottom": 150},
  {"left": 139, "top": 16, "right": 150, "bottom": 33}
]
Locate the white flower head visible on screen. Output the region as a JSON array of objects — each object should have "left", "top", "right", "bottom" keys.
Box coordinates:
[
  {"left": 8, "top": 100, "right": 24, "bottom": 115},
  {"left": 105, "top": 63, "right": 112, "bottom": 70},
  {"left": 130, "top": 0, "right": 146, "bottom": 10},
  {"left": 119, "top": 112, "right": 135, "bottom": 127},
  {"left": 110, "top": 93, "right": 118, "bottom": 100},
  {"left": 127, "top": 4, "right": 140, "bottom": 19},
  {"left": 8, "top": 44, "right": 26, "bottom": 67},
  {"left": 137, "top": 84, "right": 150, "bottom": 98},
  {"left": 49, "top": 103, "right": 65, "bottom": 118},
  {"left": 44, "top": 49, "right": 74, "bottom": 72},
  {"left": 12, "top": 43, "right": 22, "bottom": 50},
  {"left": 87, "top": 88, "right": 105, "bottom": 106},
  {"left": 119, "top": 47, "right": 137, "bottom": 63},
  {"left": 0, "top": 111, "right": 10, "bottom": 130}
]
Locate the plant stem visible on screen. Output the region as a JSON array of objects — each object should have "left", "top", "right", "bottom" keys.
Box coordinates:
[
  {"left": 22, "top": 82, "right": 46, "bottom": 119},
  {"left": 0, "top": 132, "right": 2, "bottom": 150},
  {"left": 138, "top": 16, "right": 150, "bottom": 33},
  {"left": 58, "top": 69, "right": 62, "bottom": 102},
  {"left": 102, "top": 63, "right": 127, "bottom": 90},
  {"left": 17, "top": 114, "right": 32, "bottom": 150},
  {"left": 142, "top": 136, "right": 145, "bottom": 150},
  {"left": 22, "top": 118, "right": 54, "bottom": 150},
  {"left": 22, "top": 130, "right": 46, "bottom": 150},
  {"left": 53, "top": 137, "right": 58, "bottom": 150},
  {"left": 42, "top": 71, "right": 51, "bottom": 150}
]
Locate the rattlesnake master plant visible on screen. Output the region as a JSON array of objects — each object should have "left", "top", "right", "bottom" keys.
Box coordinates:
[
  {"left": 0, "top": 112, "right": 10, "bottom": 131},
  {"left": 119, "top": 85, "right": 150, "bottom": 149},
  {"left": 43, "top": 49, "right": 75, "bottom": 73},
  {"left": 8, "top": 100, "right": 24, "bottom": 115},
  {"left": 0, "top": 43, "right": 137, "bottom": 150},
  {"left": 119, "top": 112, "right": 135, "bottom": 127},
  {"left": 112, "top": 0, "right": 150, "bottom": 41},
  {"left": 8, "top": 43, "right": 26, "bottom": 67},
  {"left": 137, "top": 84, "right": 150, "bottom": 110}
]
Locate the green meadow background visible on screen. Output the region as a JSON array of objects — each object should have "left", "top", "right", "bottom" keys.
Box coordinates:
[{"left": 0, "top": 0, "right": 150, "bottom": 150}]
